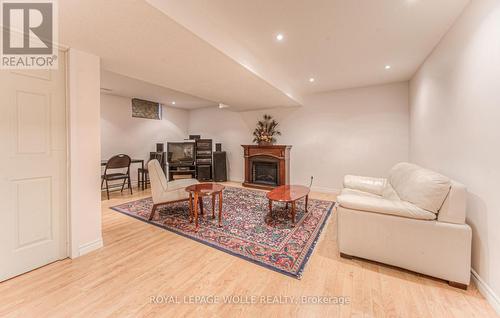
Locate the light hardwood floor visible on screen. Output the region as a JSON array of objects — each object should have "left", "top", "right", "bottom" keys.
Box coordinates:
[{"left": 0, "top": 182, "right": 497, "bottom": 318}]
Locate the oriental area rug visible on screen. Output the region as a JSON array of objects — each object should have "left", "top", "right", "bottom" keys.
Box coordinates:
[{"left": 111, "top": 186, "right": 333, "bottom": 278}]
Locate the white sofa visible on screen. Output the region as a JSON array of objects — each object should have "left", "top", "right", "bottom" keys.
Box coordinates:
[
  {"left": 336, "top": 162, "right": 472, "bottom": 288},
  {"left": 148, "top": 160, "right": 199, "bottom": 221}
]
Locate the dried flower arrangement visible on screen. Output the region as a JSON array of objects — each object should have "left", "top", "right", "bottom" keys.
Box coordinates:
[{"left": 252, "top": 114, "right": 281, "bottom": 145}]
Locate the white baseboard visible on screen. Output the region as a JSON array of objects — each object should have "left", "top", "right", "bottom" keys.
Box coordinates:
[
  {"left": 78, "top": 238, "right": 103, "bottom": 257},
  {"left": 310, "top": 186, "right": 341, "bottom": 195},
  {"left": 471, "top": 269, "right": 500, "bottom": 315}
]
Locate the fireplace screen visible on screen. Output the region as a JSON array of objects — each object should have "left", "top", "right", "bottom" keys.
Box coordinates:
[{"left": 252, "top": 161, "right": 279, "bottom": 186}]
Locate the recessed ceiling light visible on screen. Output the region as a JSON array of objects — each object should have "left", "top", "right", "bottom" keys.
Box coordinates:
[
  {"left": 309, "top": 77, "right": 315, "bottom": 83},
  {"left": 171, "top": 101, "right": 176, "bottom": 105},
  {"left": 385, "top": 65, "right": 391, "bottom": 70},
  {"left": 276, "top": 33, "right": 284, "bottom": 41}
]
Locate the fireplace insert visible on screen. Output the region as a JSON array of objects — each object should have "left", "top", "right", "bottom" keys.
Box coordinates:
[{"left": 251, "top": 158, "right": 279, "bottom": 186}]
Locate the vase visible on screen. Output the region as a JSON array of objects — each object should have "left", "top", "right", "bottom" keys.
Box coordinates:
[{"left": 258, "top": 141, "right": 273, "bottom": 146}]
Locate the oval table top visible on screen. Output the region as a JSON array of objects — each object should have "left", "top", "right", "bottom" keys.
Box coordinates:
[
  {"left": 266, "top": 185, "right": 310, "bottom": 202},
  {"left": 185, "top": 183, "right": 225, "bottom": 195}
]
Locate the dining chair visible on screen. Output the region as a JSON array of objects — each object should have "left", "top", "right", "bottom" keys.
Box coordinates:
[
  {"left": 138, "top": 152, "right": 164, "bottom": 190},
  {"left": 101, "top": 154, "right": 132, "bottom": 200}
]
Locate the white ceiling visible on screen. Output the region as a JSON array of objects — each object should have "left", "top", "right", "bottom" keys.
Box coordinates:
[
  {"left": 148, "top": 0, "right": 470, "bottom": 97},
  {"left": 100, "top": 70, "right": 218, "bottom": 110},
  {"left": 60, "top": 0, "right": 469, "bottom": 111},
  {"left": 59, "top": 0, "right": 298, "bottom": 111}
]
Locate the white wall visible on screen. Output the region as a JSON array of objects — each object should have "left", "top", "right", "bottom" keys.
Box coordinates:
[
  {"left": 68, "top": 49, "right": 102, "bottom": 257},
  {"left": 100, "top": 94, "right": 190, "bottom": 181},
  {"left": 409, "top": 0, "right": 500, "bottom": 311},
  {"left": 189, "top": 82, "right": 409, "bottom": 192}
]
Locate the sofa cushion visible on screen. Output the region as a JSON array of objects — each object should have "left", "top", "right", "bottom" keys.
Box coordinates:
[
  {"left": 340, "top": 188, "right": 382, "bottom": 199},
  {"left": 343, "top": 175, "right": 387, "bottom": 196},
  {"left": 381, "top": 183, "right": 400, "bottom": 201},
  {"left": 337, "top": 194, "right": 437, "bottom": 220},
  {"left": 389, "top": 163, "right": 451, "bottom": 213}
]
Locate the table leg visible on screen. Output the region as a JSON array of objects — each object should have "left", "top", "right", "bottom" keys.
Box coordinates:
[
  {"left": 291, "top": 201, "right": 296, "bottom": 226},
  {"left": 138, "top": 169, "right": 141, "bottom": 190},
  {"left": 194, "top": 192, "right": 199, "bottom": 229},
  {"left": 268, "top": 200, "right": 273, "bottom": 218},
  {"left": 212, "top": 194, "right": 216, "bottom": 219},
  {"left": 305, "top": 195, "right": 309, "bottom": 212},
  {"left": 218, "top": 191, "right": 223, "bottom": 227},
  {"left": 285, "top": 202, "right": 289, "bottom": 210},
  {"left": 138, "top": 161, "right": 144, "bottom": 189},
  {"left": 189, "top": 192, "right": 193, "bottom": 223},
  {"left": 199, "top": 196, "right": 204, "bottom": 215}
]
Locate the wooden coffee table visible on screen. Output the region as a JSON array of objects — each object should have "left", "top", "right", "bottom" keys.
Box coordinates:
[
  {"left": 266, "top": 185, "right": 310, "bottom": 226},
  {"left": 185, "top": 183, "right": 224, "bottom": 229}
]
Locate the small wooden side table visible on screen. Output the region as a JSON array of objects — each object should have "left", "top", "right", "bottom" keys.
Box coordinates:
[
  {"left": 266, "top": 185, "right": 310, "bottom": 226},
  {"left": 185, "top": 183, "right": 225, "bottom": 229}
]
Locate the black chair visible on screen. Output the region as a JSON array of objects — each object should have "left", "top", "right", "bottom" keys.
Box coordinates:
[
  {"left": 138, "top": 152, "right": 164, "bottom": 190},
  {"left": 101, "top": 154, "right": 132, "bottom": 200}
]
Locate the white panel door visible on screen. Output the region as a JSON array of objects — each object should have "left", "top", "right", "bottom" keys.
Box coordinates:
[{"left": 0, "top": 52, "right": 67, "bottom": 281}]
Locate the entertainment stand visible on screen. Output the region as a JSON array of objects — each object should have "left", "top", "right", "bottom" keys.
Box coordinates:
[
  {"left": 167, "top": 139, "right": 215, "bottom": 181},
  {"left": 167, "top": 142, "right": 196, "bottom": 180},
  {"left": 168, "top": 163, "right": 196, "bottom": 180}
]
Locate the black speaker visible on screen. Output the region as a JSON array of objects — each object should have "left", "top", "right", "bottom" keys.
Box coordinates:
[
  {"left": 215, "top": 143, "right": 222, "bottom": 152},
  {"left": 197, "top": 165, "right": 212, "bottom": 181},
  {"left": 156, "top": 143, "right": 164, "bottom": 152},
  {"left": 213, "top": 151, "right": 227, "bottom": 182}
]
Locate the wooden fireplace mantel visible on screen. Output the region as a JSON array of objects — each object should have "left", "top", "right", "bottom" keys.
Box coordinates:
[{"left": 242, "top": 145, "right": 292, "bottom": 190}]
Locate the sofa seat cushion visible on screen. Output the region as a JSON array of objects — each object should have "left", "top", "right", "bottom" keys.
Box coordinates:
[
  {"left": 337, "top": 194, "right": 437, "bottom": 220},
  {"left": 389, "top": 163, "right": 451, "bottom": 213}
]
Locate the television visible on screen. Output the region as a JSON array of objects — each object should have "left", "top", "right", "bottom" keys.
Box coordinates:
[{"left": 167, "top": 142, "right": 195, "bottom": 165}]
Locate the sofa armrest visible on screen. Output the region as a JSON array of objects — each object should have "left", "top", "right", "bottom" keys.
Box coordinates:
[
  {"left": 337, "top": 194, "right": 436, "bottom": 220},
  {"left": 438, "top": 181, "right": 467, "bottom": 224},
  {"left": 343, "top": 175, "right": 387, "bottom": 196}
]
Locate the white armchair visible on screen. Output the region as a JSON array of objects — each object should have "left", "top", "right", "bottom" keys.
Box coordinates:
[
  {"left": 148, "top": 160, "right": 199, "bottom": 221},
  {"left": 337, "top": 162, "right": 472, "bottom": 288}
]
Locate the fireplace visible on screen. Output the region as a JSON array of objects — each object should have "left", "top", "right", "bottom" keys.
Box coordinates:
[
  {"left": 251, "top": 157, "right": 279, "bottom": 186},
  {"left": 242, "top": 145, "right": 291, "bottom": 190}
]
